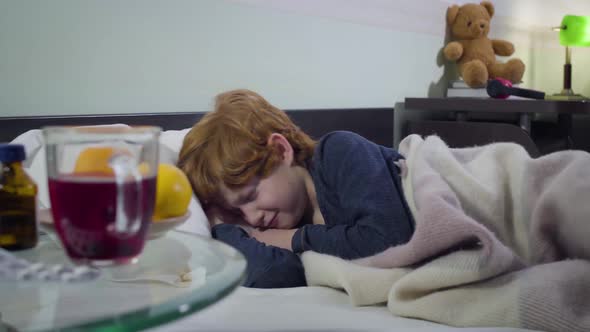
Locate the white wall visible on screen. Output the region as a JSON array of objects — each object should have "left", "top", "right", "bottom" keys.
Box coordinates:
[{"left": 0, "top": 0, "right": 589, "bottom": 117}]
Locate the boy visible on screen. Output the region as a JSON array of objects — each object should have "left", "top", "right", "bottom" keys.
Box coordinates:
[{"left": 178, "top": 89, "right": 414, "bottom": 288}]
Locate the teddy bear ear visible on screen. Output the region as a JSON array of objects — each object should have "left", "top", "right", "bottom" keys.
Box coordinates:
[
  {"left": 447, "top": 5, "right": 460, "bottom": 25},
  {"left": 481, "top": 1, "right": 495, "bottom": 18}
]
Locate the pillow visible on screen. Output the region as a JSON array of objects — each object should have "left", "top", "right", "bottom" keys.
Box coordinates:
[
  {"left": 10, "top": 125, "right": 210, "bottom": 237},
  {"left": 160, "top": 128, "right": 191, "bottom": 157}
]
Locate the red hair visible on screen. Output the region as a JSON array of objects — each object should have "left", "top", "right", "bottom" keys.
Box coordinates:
[{"left": 178, "top": 89, "right": 315, "bottom": 207}]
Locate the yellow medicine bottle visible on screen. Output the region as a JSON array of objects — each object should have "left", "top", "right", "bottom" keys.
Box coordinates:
[{"left": 0, "top": 144, "right": 38, "bottom": 250}]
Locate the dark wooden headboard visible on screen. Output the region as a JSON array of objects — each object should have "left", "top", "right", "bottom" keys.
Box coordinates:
[{"left": 0, "top": 108, "right": 394, "bottom": 147}]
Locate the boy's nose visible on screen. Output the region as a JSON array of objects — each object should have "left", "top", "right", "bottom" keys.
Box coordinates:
[{"left": 241, "top": 207, "right": 264, "bottom": 227}]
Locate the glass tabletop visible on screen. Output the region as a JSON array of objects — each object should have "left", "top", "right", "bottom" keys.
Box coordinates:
[{"left": 0, "top": 229, "right": 246, "bottom": 331}]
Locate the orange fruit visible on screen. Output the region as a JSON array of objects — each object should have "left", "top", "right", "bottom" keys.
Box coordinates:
[
  {"left": 73, "top": 147, "right": 116, "bottom": 176},
  {"left": 152, "top": 164, "right": 192, "bottom": 221},
  {"left": 74, "top": 149, "right": 191, "bottom": 222},
  {"left": 74, "top": 147, "right": 151, "bottom": 176}
]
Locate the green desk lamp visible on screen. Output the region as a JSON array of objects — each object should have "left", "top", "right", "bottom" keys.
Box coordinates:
[{"left": 550, "top": 15, "right": 590, "bottom": 100}]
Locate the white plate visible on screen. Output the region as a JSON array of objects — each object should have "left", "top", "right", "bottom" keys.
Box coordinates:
[
  {"left": 38, "top": 209, "right": 190, "bottom": 240},
  {"left": 147, "top": 212, "right": 190, "bottom": 239}
]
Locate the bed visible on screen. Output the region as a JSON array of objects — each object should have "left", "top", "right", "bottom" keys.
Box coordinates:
[{"left": 1, "top": 108, "right": 544, "bottom": 332}]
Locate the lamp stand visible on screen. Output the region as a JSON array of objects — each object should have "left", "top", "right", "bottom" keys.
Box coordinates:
[{"left": 548, "top": 46, "right": 589, "bottom": 101}]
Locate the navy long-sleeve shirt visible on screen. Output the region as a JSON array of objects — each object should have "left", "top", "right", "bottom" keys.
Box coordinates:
[{"left": 212, "top": 131, "right": 415, "bottom": 288}]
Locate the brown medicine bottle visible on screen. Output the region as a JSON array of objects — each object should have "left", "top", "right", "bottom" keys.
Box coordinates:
[{"left": 0, "top": 144, "right": 38, "bottom": 250}]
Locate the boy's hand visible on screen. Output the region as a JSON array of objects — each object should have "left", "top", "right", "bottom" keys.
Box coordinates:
[
  {"left": 205, "top": 205, "right": 297, "bottom": 250},
  {"left": 249, "top": 228, "right": 297, "bottom": 251}
]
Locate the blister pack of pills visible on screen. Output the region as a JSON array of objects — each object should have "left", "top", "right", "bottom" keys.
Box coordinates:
[{"left": 0, "top": 248, "right": 100, "bottom": 283}]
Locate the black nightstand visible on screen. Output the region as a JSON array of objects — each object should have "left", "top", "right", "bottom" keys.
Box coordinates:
[{"left": 401, "top": 97, "right": 590, "bottom": 156}]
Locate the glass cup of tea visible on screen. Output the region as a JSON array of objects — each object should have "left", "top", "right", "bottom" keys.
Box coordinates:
[{"left": 43, "top": 125, "right": 161, "bottom": 266}]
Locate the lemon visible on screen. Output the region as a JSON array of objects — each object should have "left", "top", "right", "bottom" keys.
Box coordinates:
[{"left": 152, "top": 164, "right": 192, "bottom": 221}]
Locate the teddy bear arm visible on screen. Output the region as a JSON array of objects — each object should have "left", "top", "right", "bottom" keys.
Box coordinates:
[
  {"left": 491, "top": 39, "right": 515, "bottom": 56},
  {"left": 443, "top": 41, "right": 463, "bottom": 62}
]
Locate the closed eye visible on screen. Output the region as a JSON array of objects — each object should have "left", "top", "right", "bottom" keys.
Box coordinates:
[
  {"left": 233, "top": 188, "right": 256, "bottom": 205},
  {"left": 238, "top": 187, "right": 258, "bottom": 204},
  {"left": 246, "top": 189, "right": 258, "bottom": 202}
]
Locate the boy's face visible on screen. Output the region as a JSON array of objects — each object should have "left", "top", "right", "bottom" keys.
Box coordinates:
[{"left": 218, "top": 134, "right": 310, "bottom": 230}]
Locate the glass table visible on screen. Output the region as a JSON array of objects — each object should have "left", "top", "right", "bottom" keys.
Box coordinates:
[{"left": 0, "top": 229, "right": 246, "bottom": 331}]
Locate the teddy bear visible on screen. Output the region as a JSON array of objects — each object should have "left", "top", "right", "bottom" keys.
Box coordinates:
[{"left": 443, "top": 1, "right": 525, "bottom": 88}]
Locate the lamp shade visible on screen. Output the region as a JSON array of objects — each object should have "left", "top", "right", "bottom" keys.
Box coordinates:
[{"left": 559, "top": 15, "right": 590, "bottom": 46}]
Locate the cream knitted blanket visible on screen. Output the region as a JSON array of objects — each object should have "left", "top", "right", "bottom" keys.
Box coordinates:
[{"left": 302, "top": 135, "right": 590, "bottom": 332}]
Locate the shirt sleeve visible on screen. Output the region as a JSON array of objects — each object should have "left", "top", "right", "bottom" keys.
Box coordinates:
[
  {"left": 291, "top": 131, "right": 414, "bottom": 259},
  {"left": 211, "top": 223, "right": 307, "bottom": 288}
]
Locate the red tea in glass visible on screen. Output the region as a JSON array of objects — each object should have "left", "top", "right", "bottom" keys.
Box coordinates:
[
  {"left": 43, "top": 126, "right": 161, "bottom": 266},
  {"left": 48, "top": 175, "right": 156, "bottom": 264}
]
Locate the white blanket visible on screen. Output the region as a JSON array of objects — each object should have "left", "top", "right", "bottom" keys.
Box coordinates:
[{"left": 302, "top": 135, "right": 590, "bottom": 332}]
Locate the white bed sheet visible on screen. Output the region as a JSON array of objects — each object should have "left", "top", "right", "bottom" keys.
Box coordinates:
[{"left": 147, "top": 287, "right": 542, "bottom": 332}]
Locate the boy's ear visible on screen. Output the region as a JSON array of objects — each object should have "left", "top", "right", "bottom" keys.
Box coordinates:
[{"left": 268, "top": 133, "right": 294, "bottom": 165}]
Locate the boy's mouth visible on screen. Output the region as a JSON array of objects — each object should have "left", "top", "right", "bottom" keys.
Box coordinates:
[{"left": 266, "top": 213, "right": 278, "bottom": 228}]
